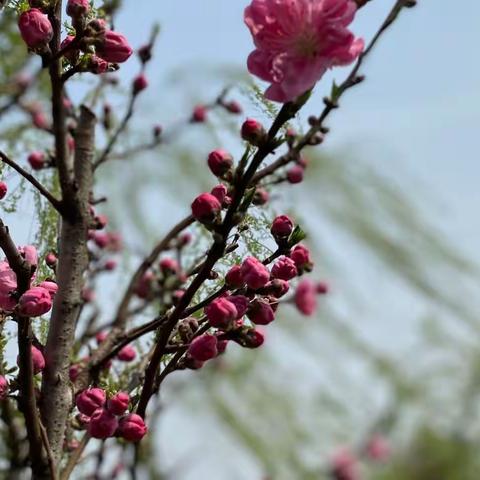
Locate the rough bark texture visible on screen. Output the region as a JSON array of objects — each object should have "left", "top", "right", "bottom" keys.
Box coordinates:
[{"left": 40, "top": 107, "right": 96, "bottom": 470}]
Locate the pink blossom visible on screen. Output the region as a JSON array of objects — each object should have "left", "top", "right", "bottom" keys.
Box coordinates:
[
  {"left": 37, "top": 281, "right": 58, "bottom": 299},
  {"left": 28, "top": 151, "right": 46, "bottom": 170},
  {"left": 18, "top": 287, "right": 52, "bottom": 317},
  {"left": 88, "top": 408, "right": 119, "bottom": 439},
  {"left": 241, "top": 118, "right": 266, "bottom": 145},
  {"left": 107, "top": 392, "right": 130, "bottom": 416},
  {"left": 0, "top": 375, "right": 8, "bottom": 400},
  {"left": 240, "top": 257, "right": 270, "bottom": 290},
  {"left": 253, "top": 188, "right": 270, "bottom": 206},
  {"left": 290, "top": 244, "right": 313, "bottom": 270},
  {"left": 211, "top": 184, "right": 228, "bottom": 204},
  {"left": 19, "top": 245, "right": 38, "bottom": 268},
  {"left": 117, "top": 414, "right": 148, "bottom": 442},
  {"left": 366, "top": 434, "right": 390, "bottom": 462},
  {"left": 271, "top": 256, "right": 298, "bottom": 281},
  {"left": 133, "top": 74, "right": 148, "bottom": 94},
  {"left": 244, "top": 0, "right": 364, "bottom": 102},
  {"left": 331, "top": 448, "right": 360, "bottom": 480},
  {"left": 117, "top": 345, "right": 136, "bottom": 362},
  {"left": 205, "top": 297, "right": 238, "bottom": 329},
  {"left": 159, "top": 257, "right": 179, "bottom": 274},
  {"left": 227, "top": 295, "right": 250, "bottom": 318},
  {"left": 96, "top": 331, "right": 108, "bottom": 344},
  {"left": 45, "top": 252, "right": 57, "bottom": 267},
  {"left": 294, "top": 279, "right": 317, "bottom": 316},
  {"left": 18, "top": 8, "right": 53, "bottom": 49},
  {"left": 188, "top": 334, "right": 218, "bottom": 362},
  {"left": 287, "top": 164, "right": 304, "bottom": 184},
  {"left": 192, "top": 105, "right": 207, "bottom": 123},
  {"left": 96, "top": 30, "right": 133, "bottom": 63},
  {"left": 0, "top": 261, "right": 17, "bottom": 312},
  {"left": 0, "top": 182, "right": 7, "bottom": 200},
  {"left": 134, "top": 271, "right": 155, "bottom": 299},
  {"left": 76, "top": 388, "right": 106, "bottom": 416}
]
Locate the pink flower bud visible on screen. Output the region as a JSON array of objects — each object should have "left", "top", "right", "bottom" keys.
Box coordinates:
[
  {"left": 290, "top": 244, "right": 312, "bottom": 270},
  {"left": 96, "top": 331, "right": 108, "bottom": 344},
  {"left": 18, "top": 9, "right": 53, "bottom": 49},
  {"left": 225, "top": 100, "right": 242, "bottom": 114},
  {"left": 32, "top": 110, "right": 48, "bottom": 129},
  {"left": 192, "top": 104, "right": 207, "bottom": 123},
  {"left": 31, "top": 346, "right": 45, "bottom": 374},
  {"left": 107, "top": 391, "right": 130, "bottom": 416},
  {"left": 226, "top": 295, "right": 249, "bottom": 318},
  {"left": 294, "top": 279, "right": 317, "bottom": 316},
  {"left": 271, "top": 215, "right": 294, "bottom": 238},
  {"left": 159, "top": 257, "right": 178, "bottom": 275},
  {"left": 317, "top": 281, "right": 329, "bottom": 295},
  {"left": 0, "top": 182, "right": 7, "bottom": 200},
  {"left": 117, "top": 414, "right": 147, "bottom": 442},
  {"left": 253, "top": 188, "right": 269, "bottom": 206},
  {"left": 69, "top": 364, "right": 80, "bottom": 382},
  {"left": 225, "top": 265, "right": 245, "bottom": 288},
  {"left": 211, "top": 184, "right": 228, "bottom": 204},
  {"left": 287, "top": 165, "right": 304, "bottom": 184},
  {"left": 133, "top": 74, "right": 148, "bottom": 94},
  {"left": 76, "top": 388, "right": 106, "bottom": 416},
  {"left": 188, "top": 334, "right": 218, "bottom": 361},
  {"left": 240, "top": 257, "right": 270, "bottom": 290},
  {"left": 191, "top": 193, "right": 221, "bottom": 224},
  {"left": 60, "top": 35, "right": 78, "bottom": 62},
  {"left": 28, "top": 151, "right": 46, "bottom": 170},
  {"left": 96, "top": 30, "right": 133, "bottom": 63},
  {"left": 66, "top": 0, "right": 90, "bottom": 18},
  {"left": 216, "top": 338, "right": 229, "bottom": 354},
  {"left": 37, "top": 281, "right": 58, "bottom": 299},
  {"left": 366, "top": 434, "right": 390, "bottom": 462},
  {"left": 117, "top": 345, "right": 136, "bottom": 362},
  {"left": 0, "top": 375, "right": 8, "bottom": 400},
  {"left": 89, "top": 55, "right": 109, "bottom": 74},
  {"left": 134, "top": 271, "right": 155, "bottom": 299},
  {"left": 45, "top": 252, "right": 57, "bottom": 267},
  {"left": 264, "top": 278, "right": 290, "bottom": 298},
  {"left": 238, "top": 327, "right": 265, "bottom": 349},
  {"left": 103, "top": 259, "right": 116, "bottom": 271},
  {"left": 247, "top": 299, "right": 275, "bottom": 325},
  {"left": 95, "top": 214, "right": 108, "bottom": 229},
  {"left": 331, "top": 448, "right": 360, "bottom": 480},
  {"left": 88, "top": 408, "right": 118, "bottom": 439},
  {"left": 18, "top": 287, "right": 52, "bottom": 317},
  {"left": 19, "top": 245, "right": 38, "bottom": 267},
  {"left": 241, "top": 118, "right": 266, "bottom": 146},
  {"left": 207, "top": 149, "right": 233, "bottom": 177},
  {"left": 271, "top": 256, "right": 298, "bottom": 281},
  {"left": 205, "top": 297, "right": 238, "bottom": 329},
  {"left": 0, "top": 261, "right": 18, "bottom": 312}
]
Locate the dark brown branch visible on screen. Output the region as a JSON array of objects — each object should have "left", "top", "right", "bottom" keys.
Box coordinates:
[{"left": 0, "top": 151, "right": 63, "bottom": 213}]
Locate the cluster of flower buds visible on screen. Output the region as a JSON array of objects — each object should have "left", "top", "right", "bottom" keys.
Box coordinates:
[
  {"left": 17, "top": 0, "right": 133, "bottom": 77},
  {"left": 0, "top": 245, "right": 58, "bottom": 317},
  {"left": 75, "top": 388, "right": 147, "bottom": 441}
]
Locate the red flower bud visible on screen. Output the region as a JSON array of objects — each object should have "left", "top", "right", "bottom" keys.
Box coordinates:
[
  {"left": 191, "top": 193, "right": 221, "bottom": 224},
  {"left": 133, "top": 74, "right": 148, "bottom": 94},
  {"left": 237, "top": 327, "right": 265, "bottom": 349},
  {"left": 271, "top": 256, "right": 298, "bottom": 281},
  {"left": 0, "top": 182, "right": 7, "bottom": 200},
  {"left": 117, "top": 345, "right": 136, "bottom": 362},
  {"left": 66, "top": 0, "right": 90, "bottom": 18},
  {"left": 96, "top": 331, "right": 108, "bottom": 344},
  {"left": 290, "top": 244, "right": 312, "bottom": 270},
  {"left": 211, "top": 184, "right": 228, "bottom": 204},
  {"left": 117, "top": 414, "right": 147, "bottom": 442},
  {"left": 271, "top": 215, "right": 294, "bottom": 238},
  {"left": 316, "top": 281, "right": 329, "bottom": 295},
  {"left": 89, "top": 55, "right": 109, "bottom": 74},
  {"left": 225, "top": 265, "right": 245, "bottom": 288},
  {"left": 17, "top": 346, "right": 45, "bottom": 374},
  {"left": 107, "top": 392, "right": 130, "bottom": 416},
  {"left": 264, "top": 278, "right": 290, "bottom": 298},
  {"left": 253, "top": 188, "right": 269, "bottom": 206},
  {"left": 45, "top": 252, "right": 57, "bottom": 267},
  {"left": 28, "top": 151, "right": 46, "bottom": 170},
  {"left": 159, "top": 257, "right": 178, "bottom": 275},
  {"left": 294, "top": 279, "right": 317, "bottom": 316},
  {"left": 88, "top": 408, "right": 118, "bottom": 439},
  {"left": 192, "top": 104, "right": 207, "bottom": 123},
  {"left": 287, "top": 165, "right": 304, "bottom": 184},
  {"left": 205, "top": 297, "right": 238, "bottom": 329},
  {"left": 247, "top": 299, "right": 275, "bottom": 325},
  {"left": 37, "top": 281, "right": 58, "bottom": 299},
  {"left": 207, "top": 149, "right": 233, "bottom": 177},
  {"left": 18, "top": 9, "right": 53, "bottom": 49},
  {"left": 225, "top": 100, "right": 242, "bottom": 114},
  {"left": 96, "top": 30, "right": 133, "bottom": 63},
  {"left": 134, "top": 271, "right": 155, "bottom": 299},
  {"left": 76, "top": 388, "right": 106, "bottom": 416},
  {"left": 241, "top": 118, "right": 266, "bottom": 146},
  {"left": 226, "top": 295, "right": 249, "bottom": 318},
  {"left": 188, "top": 334, "right": 218, "bottom": 361},
  {"left": 240, "top": 257, "right": 270, "bottom": 290},
  {"left": 104, "top": 259, "right": 117, "bottom": 271}
]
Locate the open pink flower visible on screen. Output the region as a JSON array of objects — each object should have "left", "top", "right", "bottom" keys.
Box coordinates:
[{"left": 244, "top": 0, "right": 364, "bottom": 102}]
